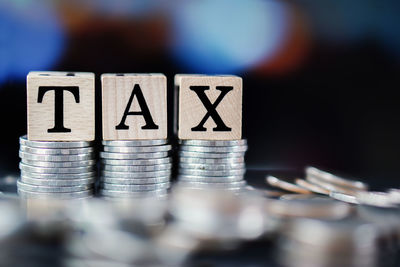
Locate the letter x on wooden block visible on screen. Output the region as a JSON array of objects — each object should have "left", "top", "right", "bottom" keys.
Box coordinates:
[
  {"left": 101, "top": 73, "right": 167, "bottom": 140},
  {"left": 175, "top": 74, "right": 242, "bottom": 140},
  {"left": 27, "top": 71, "right": 95, "bottom": 141}
]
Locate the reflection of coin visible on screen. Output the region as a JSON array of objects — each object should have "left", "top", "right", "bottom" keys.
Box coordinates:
[{"left": 266, "top": 176, "right": 312, "bottom": 194}]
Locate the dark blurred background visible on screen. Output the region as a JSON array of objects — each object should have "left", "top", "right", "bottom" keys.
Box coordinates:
[{"left": 0, "top": 0, "right": 399, "bottom": 189}]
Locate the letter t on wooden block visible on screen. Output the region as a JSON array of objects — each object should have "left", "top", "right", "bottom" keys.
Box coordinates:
[
  {"left": 176, "top": 75, "right": 242, "bottom": 140},
  {"left": 27, "top": 71, "right": 95, "bottom": 141},
  {"left": 102, "top": 74, "right": 167, "bottom": 140}
]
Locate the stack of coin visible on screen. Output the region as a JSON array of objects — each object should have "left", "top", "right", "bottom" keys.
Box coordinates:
[
  {"left": 177, "top": 139, "right": 247, "bottom": 192},
  {"left": 99, "top": 140, "right": 172, "bottom": 199},
  {"left": 18, "top": 135, "right": 96, "bottom": 199}
]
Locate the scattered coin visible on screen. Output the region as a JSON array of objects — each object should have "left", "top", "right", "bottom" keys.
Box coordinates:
[
  {"left": 329, "top": 191, "right": 359, "bottom": 204},
  {"left": 266, "top": 176, "right": 312, "bottom": 194},
  {"left": 295, "top": 178, "right": 330, "bottom": 195},
  {"left": 306, "top": 175, "right": 359, "bottom": 196}
]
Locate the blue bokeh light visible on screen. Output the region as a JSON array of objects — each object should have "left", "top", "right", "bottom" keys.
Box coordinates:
[
  {"left": 170, "top": 0, "right": 289, "bottom": 74},
  {"left": 0, "top": 1, "right": 65, "bottom": 85}
]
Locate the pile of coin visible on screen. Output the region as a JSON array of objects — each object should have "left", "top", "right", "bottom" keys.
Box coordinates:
[
  {"left": 99, "top": 140, "right": 172, "bottom": 199},
  {"left": 177, "top": 139, "right": 248, "bottom": 192},
  {"left": 18, "top": 135, "right": 96, "bottom": 199}
]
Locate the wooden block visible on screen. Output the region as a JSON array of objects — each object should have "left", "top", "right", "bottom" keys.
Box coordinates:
[
  {"left": 176, "top": 74, "right": 242, "bottom": 140},
  {"left": 102, "top": 73, "right": 167, "bottom": 140},
  {"left": 27, "top": 71, "right": 95, "bottom": 141}
]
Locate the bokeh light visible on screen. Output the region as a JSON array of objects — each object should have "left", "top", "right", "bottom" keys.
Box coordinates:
[
  {"left": 0, "top": 1, "right": 65, "bottom": 85},
  {"left": 169, "top": 0, "right": 289, "bottom": 74}
]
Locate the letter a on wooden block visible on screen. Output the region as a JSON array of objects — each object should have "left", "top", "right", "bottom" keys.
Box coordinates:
[
  {"left": 102, "top": 74, "right": 167, "bottom": 140},
  {"left": 27, "top": 71, "right": 95, "bottom": 141},
  {"left": 176, "top": 75, "right": 242, "bottom": 140}
]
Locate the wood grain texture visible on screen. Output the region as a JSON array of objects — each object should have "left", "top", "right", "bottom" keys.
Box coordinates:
[
  {"left": 176, "top": 75, "right": 242, "bottom": 140},
  {"left": 102, "top": 73, "right": 167, "bottom": 140},
  {"left": 27, "top": 71, "right": 95, "bottom": 141}
]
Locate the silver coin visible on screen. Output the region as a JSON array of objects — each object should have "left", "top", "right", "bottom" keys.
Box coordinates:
[
  {"left": 306, "top": 175, "right": 359, "bottom": 196},
  {"left": 180, "top": 145, "right": 247, "bottom": 153},
  {"left": 266, "top": 176, "right": 312, "bottom": 194},
  {"left": 102, "top": 163, "right": 172, "bottom": 172},
  {"left": 20, "top": 145, "right": 94, "bottom": 155},
  {"left": 18, "top": 188, "right": 94, "bottom": 199},
  {"left": 19, "top": 135, "right": 93, "bottom": 148},
  {"left": 179, "top": 162, "right": 245, "bottom": 171},
  {"left": 177, "top": 180, "right": 246, "bottom": 189},
  {"left": 179, "top": 168, "right": 246, "bottom": 176},
  {"left": 103, "top": 145, "right": 171, "bottom": 153},
  {"left": 102, "top": 139, "right": 168, "bottom": 147},
  {"left": 356, "top": 191, "right": 397, "bottom": 208},
  {"left": 101, "top": 182, "right": 170, "bottom": 191},
  {"left": 21, "top": 170, "right": 96, "bottom": 179},
  {"left": 388, "top": 189, "right": 400, "bottom": 204},
  {"left": 101, "top": 170, "right": 171, "bottom": 178},
  {"left": 179, "top": 156, "right": 244, "bottom": 164},
  {"left": 19, "top": 151, "right": 95, "bottom": 162},
  {"left": 99, "top": 188, "right": 168, "bottom": 197},
  {"left": 178, "top": 174, "right": 243, "bottom": 183},
  {"left": 306, "top": 167, "right": 368, "bottom": 191},
  {"left": 100, "top": 176, "right": 170, "bottom": 185},
  {"left": 100, "top": 151, "right": 169, "bottom": 159},
  {"left": 19, "top": 163, "right": 95, "bottom": 174},
  {"left": 20, "top": 176, "right": 95, "bottom": 186},
  {"left": 17, "top": 180, "right": 93, "bottom": 193},
  {"left": 101, "top": 158, "right": 171, "bottom": 166},
  {"left": 179, "top": 139, "right": 247, "bottom": 147},
  {"left": 329, "top": 191, "right": 359, "bottom": 204},
  {"left": 179, "top": 151, "right": 245, "bottom": 159},
  {"left": 21, "top": 159, "right": 96, "bottom": 168}
]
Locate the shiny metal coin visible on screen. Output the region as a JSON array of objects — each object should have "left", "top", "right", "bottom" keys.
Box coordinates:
[
  {"left": 17, "top": 180, "right": 93, "bottom": 193},
  {"left": 100, "top": 176, "right": 170, "bottom": 185},
  {"left": 18, "top": 188, "right": 93, "bottom": 199},
  {"left": 178, "top": 174, "right": 244, "bottom": 183},
  {"left": 19, "top": 163, "right": 95, "bottom": 174},
  {"left": 295, "top": 178, "right": 330, "bottom": 195},
  {"left": 279, "top": 194, "right": 327, "bottom": 201},
  {"left": 21, "top": 159, "right": 96, "bottom": 168},
  {"left": 100, "top": 151, "right": 169, "bottom": 159},
  {"left": 21, "top": 170, "right": 96, "bottom": 179},
  {"left": 102, "top": 139, "right": 168, "bottom": 146},
  {"left": 19, "top": 151, "right": 95, "bottom": 162},
  {"left": 388, "top": 188, "right": 400, "bottom": 204},
  {"left": 306, "top": 175, "right": 359, "bottom": 196},
  {"left": 20, "top": 176, "right": 95, "bottom": 186},
  {"left": 266, "top": 176, "right": 312, "bottom": 194},
  {"left": 101, "top": 158, "right": 171, "bottom": 166},
  {"left": 20, "top": 145, "right": 94, "bottom": 155},
  {"left": 19, "top": 135, "right": 93, "bottom": 148},
  {"left": 356, "top": 191, "right": 397, "bottom": 208},
  {"left": 179, "top": 139, "right": 247, "bottom": 147},
  {"left": 179, "top": 151, "right": 245, "bottom": 159},
  {"left": 179, "top": 162, "right": 245, "bottom": 171},
  {"left": 179, "top": 168, "right": 246, "bottom": 176},
  {"left": 329, "top": 191, "right": 359, "bottom": 204},
  {"left": 99, "top": 188, "right": 168, "bottom": 197},
  {"left": 103, "top": 145, "right": 172, "bottom": 153},
  {"left": 179, "top": 156, "right": 244, "bottom": 164},
  {"left": 101, "top": 170, "right": 171, "bottom": 178},
  {"left": 101, "top": 182, "right": 170, "bottom": 191},
  {"left": 102, "top": 163, "right": 172, "bottom": 172},
  {"left": 180, "top": 145, "right": 247, "bottom": 153},
  {"left": 306, "top": 167, "right": 368, "bottom": 190}
]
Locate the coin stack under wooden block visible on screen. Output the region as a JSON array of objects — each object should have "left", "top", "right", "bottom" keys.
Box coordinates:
[
  {"left": 175, "top": 74, "right": 247, "bottom": 192},
  {"left": 99, "top": 140, "right": 172, "bottom": 199},
  {"left": 18, "top": 136, "right": 96, "bottom": 199}
]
